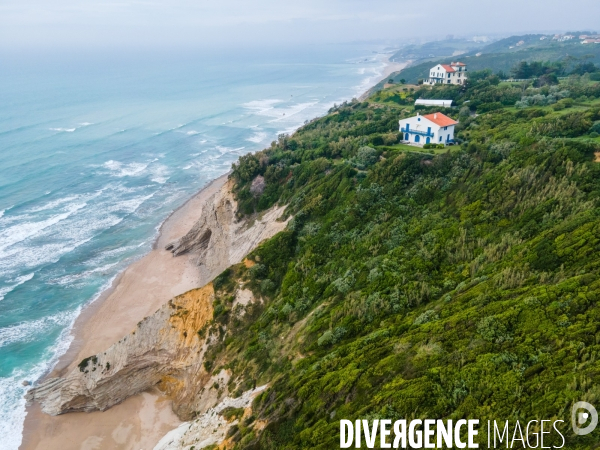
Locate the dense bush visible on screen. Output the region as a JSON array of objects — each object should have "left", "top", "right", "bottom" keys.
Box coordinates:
[{"left": 209, "top": 73, "right": 600, "bottom": 449}]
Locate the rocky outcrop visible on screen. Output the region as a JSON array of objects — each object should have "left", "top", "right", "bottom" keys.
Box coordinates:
[
  {"left": 26, "top": 180, "right": 289, "bottom": 418},
  {"left": 166, "top": 179, "right": 290, "bottom": 282},
  {"left": 26, "top": 286, "right": 214, "bottom": 416},
  {"left": 153, "top": 385, "right": 267, "bottom": 450}
]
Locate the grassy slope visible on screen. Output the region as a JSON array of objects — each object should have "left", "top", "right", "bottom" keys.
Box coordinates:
[
  {"left": 377, "top": 35, "right": 600, "bottom": 88},
  {"left": 389, "top": 38, "right": 487, "bottom": 63},
  {"left": 198, "top": 75, "right": 600, "bottom": 449}
]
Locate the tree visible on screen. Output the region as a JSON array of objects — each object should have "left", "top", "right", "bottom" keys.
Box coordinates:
[{"left": 571, "top": 62, "right": 598, "bottom": 75}]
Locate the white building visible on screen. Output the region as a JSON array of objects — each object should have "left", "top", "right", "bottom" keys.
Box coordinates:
[
  {"left": 425, "top": 62, "right": 468, "bottom": 85},
  {"left": 414, "top": 99, "right": 453, "bottom": 108},
  {"left": 553, "top": 34, "right": 575, "bottom": 42},
  {"left": 399, "top": 112, "right": 458, "bottom": 146}
]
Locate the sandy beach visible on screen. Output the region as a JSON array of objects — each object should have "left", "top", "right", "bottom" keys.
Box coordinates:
[
  {"left": 381, "top": 57, "right": 409, "bottom": 81},
  {"left": 20, "top": 174, "right": 228, "bottom": 450},
  {"left": 359, "top": 55, "right": 409, "bottom": 100}
]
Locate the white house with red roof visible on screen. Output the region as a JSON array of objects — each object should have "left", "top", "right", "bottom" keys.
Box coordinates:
[
  {"left": 425, "top": 62, "right": 468, "bottom": 85},
  {"left": 399, "top": 112, "right": 458, "bottom": 146}
]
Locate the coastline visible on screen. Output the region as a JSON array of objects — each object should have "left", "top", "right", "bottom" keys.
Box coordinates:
[
  {"left": 358, "top": 54, "right": 408, "bottom": 100},
  {"left": 20, "top": 173, "right": 228, "bottom": 450},
  {"left": 18, "top": 55, "right": 407, "bottom": 450}
]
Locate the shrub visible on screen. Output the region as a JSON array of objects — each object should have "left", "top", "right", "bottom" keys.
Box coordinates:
[
  {"left": 317, "top": 327, "right": 347, "bottom": 346},
  {"left": 249, "top": 264, "right": 267, "bottom": 280},
  {"left": 478, "top": 102, "right": 503, "bottom": 113},
  {"left": 414, "top": 310, "right": 439, "bottom": 325},
  {"left": 477, "top": 316, "right": 511, "bottom": 344},
  {"left": 221, "top": 406, "right": 245, "bottom": 421},
  {"left": 213, "top": 269, "right": 232, "bottom": 290},
  {"left": 352, "top": 146, "right": 379, "bottom": 169}
]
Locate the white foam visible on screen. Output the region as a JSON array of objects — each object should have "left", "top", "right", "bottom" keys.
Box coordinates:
[
  {"left": 0, "top": 309, "right": 77, "bottom": 349},
  {"left": 242, "top": 99, "right": 282, "bottom": 115},
  {"left": 0, "top": 205, "right": 14, "bottom": 221},
  {"left": 352, "top": 54, "right": 389, "bottom": 98},
  {"left": 245, "top": 98, "right": 319, "bottom": 125},
  {"left": 246, "top": 131, "right": 268, "bottom": 143},
  {"left": 78, "top": 122, "right": 93, "bottom": 126},
  {"left": 0, "top": 273, "right": 34, "bottom": 302},
  {"left": 186, "top": 131, "right": 200, "bottom": 135},
  {"left": 50, "top": 261, "right": 121, "bottom": 287},
  {"left": 149, "top": 164, "right": 170, "bottom": 184},
  {"left": 85, "top": 244, "right": 140, "bottom": 267},
  {"left": 27, "top": 195, "right": 81, "bottom": 213},
  {"left": 216, "top": 145, "right": 245, "bottom": 155},
  {"left": 0, "top": 202, "right": 87, "bottom": 256},
  {"left": 49, "top": 127, "right": 76, "bottom": 133},
  {"left": 0, "top": 186, "right": 157, "bottom": 279},
  {"left": 0, "top": 307, "right": 78, "bottom": 450},
  {"left": 102, "top": 160, "right": 149, "bottom": 177}
]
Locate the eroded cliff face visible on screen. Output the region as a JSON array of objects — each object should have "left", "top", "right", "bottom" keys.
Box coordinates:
[
  {"left": 153, "top": 385, "right": 267, "bottom": 450},
  {"left": 26, "top": 180, "right": 289, "bottom": 419},
  {"left": 166, "top": 179, "right": 289, "bottom": 282},
  {"left": 26, "top": 285, "right": 214, "bottom": 417}
]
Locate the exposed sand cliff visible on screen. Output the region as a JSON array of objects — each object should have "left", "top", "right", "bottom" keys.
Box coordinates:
[
  {"left": 166, "top": 179, "right": 288, "bottom": 282},
  {"left": 23, "top": 176, "right": 289, "bottom": 448},
  {"left": 27, "top": 285, "right": 215, "bottom": 416}
]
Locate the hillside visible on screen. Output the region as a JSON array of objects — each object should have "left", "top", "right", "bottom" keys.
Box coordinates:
[
  {"left": 389, "top": 38, "right": 487, "bottom": 63},
  {"left": 189, "top": 74, "right": 600, "bottom": 448},
  {"left": 28, "top": 65, "right": 600, "bottom": 449},
  {"left": 379, "top": 34, "right": 600, "bottom": 87}
]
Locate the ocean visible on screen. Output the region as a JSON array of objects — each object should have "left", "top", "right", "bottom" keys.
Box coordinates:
[{"left": 0, "top": 44, "right": 392, "bottom": 449}]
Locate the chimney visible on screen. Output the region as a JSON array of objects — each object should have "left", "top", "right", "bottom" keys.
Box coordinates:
[
  {"left": 434, "top": 113, "right": 438, "bottom": 119},
  {"left": 417, "top": 112, "right": 420, "bottom": 116}
]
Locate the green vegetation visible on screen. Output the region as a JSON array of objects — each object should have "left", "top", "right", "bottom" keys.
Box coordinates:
[
  {"left": 378, "top": 34, "right": 600, "bottom": 88},
  {"left": 200, "top": 67, "right": 600, "bottom": 449},
  {"left": 221, "top": 406, "right": 246, "bottom": 422},
  {"left": 78, "top": 355, "right": 98, "bottom": 373},
  {"left": 389, "top": 38, "right": 487, "bottom": 63}
]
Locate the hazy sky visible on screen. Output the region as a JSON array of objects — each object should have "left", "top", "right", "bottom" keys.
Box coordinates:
[{"left": 1, "top": 0, "right": 599, "bottom": 50}]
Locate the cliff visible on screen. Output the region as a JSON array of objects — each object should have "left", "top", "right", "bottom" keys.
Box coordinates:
[
  {"left": 26, "top": 180, "right": 290, "bottom": 419},
  {"left": 166, "top": 179, "right": 289, "bottom": 282},
  {"left": 26, "top": 285, "right": 214, "bottom": 416},
  {"left": 153, "top": 385, "right": 267, "bottom": 450}
]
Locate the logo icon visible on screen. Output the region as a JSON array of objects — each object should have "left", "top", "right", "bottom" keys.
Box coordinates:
[{"left": 571, "top": 401, "right": 598, "bottom": 436}]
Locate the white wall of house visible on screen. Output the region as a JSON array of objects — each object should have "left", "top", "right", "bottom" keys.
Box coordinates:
[
  {"left": 398, "top": 114, "right": 455, "bottom": 146},
  {"left": 425, "top": 63, "right": 467, "bottom": 85}
]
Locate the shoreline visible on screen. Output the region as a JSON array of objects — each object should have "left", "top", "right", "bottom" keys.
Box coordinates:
[
  {"left": 20, "top": 173, "right": 229, "bottom": 450},
  {"left": 359, "top": 54, "right": 408, "bottom": 100},
  {"left": 41, "top": 172, "right": 230, "bottom": 380},
  {"left": 18, "top": 55, "right": 407, "bottom": 450}
]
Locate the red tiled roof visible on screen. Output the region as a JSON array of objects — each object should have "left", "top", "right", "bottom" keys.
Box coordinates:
[
  {"left": 451, "top": 61, "right": 466, "bottom": 66},
  {"left": 440, "top": 64, "right": 455, "bottom": 73},
  {"left": 423, "top": 112, "right": 458, "bottom": 127}
]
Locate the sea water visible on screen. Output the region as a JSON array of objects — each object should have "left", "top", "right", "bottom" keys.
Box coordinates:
[{"left": 0, "top": 44, "right": 391, "bottom": 448}]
